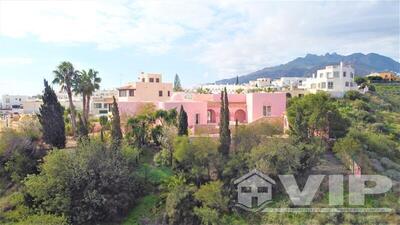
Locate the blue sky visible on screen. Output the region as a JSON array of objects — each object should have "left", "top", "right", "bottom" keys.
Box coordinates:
[{"left": 0, "top": 0, "right": 399, "bottom": 96}]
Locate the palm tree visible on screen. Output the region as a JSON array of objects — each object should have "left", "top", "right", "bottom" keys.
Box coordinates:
[
  {"left": 84, "top": 69, "right": 101, "bottom": 121},
  {"left": 53, "top": 61, "right": 78, "bottom": 136},
  {"left": 74, "top": 69, "right": 101, "bottom": 123}
]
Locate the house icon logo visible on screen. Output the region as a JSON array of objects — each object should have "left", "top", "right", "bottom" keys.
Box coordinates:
[{"left": 234, "top": 169, "right": 275, "bottom": 211}]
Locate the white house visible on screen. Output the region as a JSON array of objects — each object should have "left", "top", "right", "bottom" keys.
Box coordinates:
[
  {"left": 196, "top": 83, "right": 249, "bottom": 94},
  {"left": 1, "top": 95, "right": 29, "bottom": 110},
  {"left": 22, "top": 92, "right": 83, "bottom": 114},
  {"left": 90, "top": 89, "right": 118, "bottom": 117},
  {"left": 249, "top": 78, "right": 272, "bottom": 88},
  {"left": 272, "top": 77, "right": 308, "bottom": 90},
  {"left": 306, "top": 62, "right": 357, "bottom": 97}
]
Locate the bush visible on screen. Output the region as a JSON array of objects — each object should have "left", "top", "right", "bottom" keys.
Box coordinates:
[
  {"left": 153, "top": 148, "right": 170, "bottom": 167},
  {"left": 17, "top": 116, "right": 42, "bottom": 141},
  {"left": 24, "top": 141, "right": 142, "bottom": 224},
  {"left": 354, "top": 76, "right": 367, "bottom": 85},
  {"left": 250, "top": 139, "right": 297, "bottom": 175},
  {"left": 344, "top": 90, "right": 363, "bottom": 101},
  {"left": 352, "top": 99, "right": 370, "bottom": 111},
  {"left": 122, "top": 144, "right": 141, "bottom": 166},
  {"left": 14, "top": 214, "right": 67, "bottom": 225},
  {"left": 0, "top": 130, "right": 45, "bottom": 183}
]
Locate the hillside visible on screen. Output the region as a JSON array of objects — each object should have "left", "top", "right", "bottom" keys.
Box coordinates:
[{"left": 216, "top": 53, "right": 400, "bottom": 84}]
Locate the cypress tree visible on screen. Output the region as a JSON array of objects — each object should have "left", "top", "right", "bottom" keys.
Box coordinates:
[
  {"left": 178, "top": 105, "right": 188, "bottom": 136},
  {"left": 235, "top": 75, "right": 239, "bottom": 85},
  {"left": 111, "top": 96, "right": 122, "bottom": 148},
  {"left": 38, "top": 79, "right": 66, "bottom": 148},
  {"left": 173, "top": 74, "right": 183, "bottom": 91},
  {"left": 218, "top": 88, "right": 231, "bottom": 156}
]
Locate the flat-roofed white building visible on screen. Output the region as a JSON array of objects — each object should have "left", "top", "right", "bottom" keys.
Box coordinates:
[
  {"left": 306, "top": 62, "right": 356, "bottom": 97},
  {"left": 249, "top": 78, "right": 272, "bottom": 87},
  {"left": 197, "top": 84, "right": 250, "bottom": 94},
  {"left": 272, "top": 77, "right": 308, "bottom": 90},
  {"left": 90, "top": 89, "right": 118, "bottom": 117},
  {"left": 1, "top": 95, "right": 29, "bottom": 110},
  {"left": 23, "top": 92, "right": 83, "bottom": 114}
]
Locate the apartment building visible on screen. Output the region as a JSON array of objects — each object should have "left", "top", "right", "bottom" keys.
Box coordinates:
[{"left": 307, "top": 62, "right": 356, "bottom": 97}]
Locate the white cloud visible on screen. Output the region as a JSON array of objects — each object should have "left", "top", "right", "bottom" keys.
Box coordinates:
[
  {"left": 194, "top": 1, "right": 400, "bottom": 78},
  {"left": 0, "top": 57, "right": 32, "bottom": 65},
  {"left": 0, "top": 0, "right": 398, "bottom": 77}
]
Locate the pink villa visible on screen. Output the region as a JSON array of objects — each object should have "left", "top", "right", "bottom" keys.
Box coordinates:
[{"left": 117, "top": 73, "right": 287, "bottom": 133}]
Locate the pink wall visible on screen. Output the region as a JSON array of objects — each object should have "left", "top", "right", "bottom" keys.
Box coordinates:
[
  {"left": 160, "top": 101, "right": 207, "bottom": 127},
  {"left": 192, "top": 93, "right": 246, "bottom": 102},
  {"left": 246, "top": 93, "right": 286, "bottom": 123},
  {"left": 117, "top": 92, "right": 286, "bottom": 127},
  {"left": 118, "top": 101, "right": 153, "bottom": 116}
]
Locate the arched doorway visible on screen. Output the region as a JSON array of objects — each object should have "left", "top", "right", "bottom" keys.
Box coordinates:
[
  {"left": 207, "top": 109, "right": 216, "bottom": 123},
  {"left": 234, "top": 109, "right": 246, "bottom": 123}
]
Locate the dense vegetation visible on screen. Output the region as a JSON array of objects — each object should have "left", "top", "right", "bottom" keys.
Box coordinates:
[{"left": 0, "top": 61, "right": 399, "bottom": 224}]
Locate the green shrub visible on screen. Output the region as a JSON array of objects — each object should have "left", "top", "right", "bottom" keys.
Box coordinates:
[
  {"left": 24, "top": 141, "right": 141, "bottom": 224},
  {"left": 0, "top": 130, "right": 45, "bottom": 183},
  {"left": 14, "top": 214, "right": 67, "bottom": 225},
  {"left": 122, "top": 145, "right": 141, "bottom": 165},
  {"left": 153, "top": 148, "right": 170, "bottom": 167},
  {"left": 344, "top": 90, "right": 363, "bottom": 101}
]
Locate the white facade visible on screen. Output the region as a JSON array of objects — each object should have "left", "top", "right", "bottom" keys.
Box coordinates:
[
  {"left": 306, "top": 62, "right": 356, "bottom": 97},
  {"left": 272, "top": 77, "right": 308, "bottom": 90},
  {"left": 22, "top": 92, "right": 84, "bottom": 114},
  {"left": 249, "top": 78, "right": 272, "bottom": 87},
  {"left": 90, "top": 89, "right": 118, "bottom": 117},
  {"left": 1, "top": 95, "right": 29, "bottom": 110},
  {"left": 197, "top": 84, "right": 250, "bottom": 94}
]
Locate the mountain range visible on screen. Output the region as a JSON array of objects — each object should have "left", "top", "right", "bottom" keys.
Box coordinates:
[{"left": 215, "top": 53, "right": 400, "bottom": 84}]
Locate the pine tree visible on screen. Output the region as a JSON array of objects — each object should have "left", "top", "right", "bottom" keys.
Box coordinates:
[
  {"left": 218, "top": 88, "right": 231, "bottom": 156},
  {"left": 174, "top": 74, "right": 183, "bottom": 91},
  {"left": 111, "top": 96, "right": 122, "bottom": 148},
  {"left": 178, "top": 105, "right": 188, "bottom": 136},
  {"left": 38, "top": 79, "right": 66, "bottom": 148}
]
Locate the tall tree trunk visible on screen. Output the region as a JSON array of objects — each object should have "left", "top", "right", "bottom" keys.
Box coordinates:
[
  {"left": 85, "top": 95, "right": 91, "bottom": 122},
  {"left": 82, "top": 93, "right": 86, "bottom": 123},
  {"left": 67, "top": 89, "right": 77, "bottom": 137}
]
